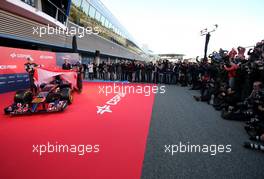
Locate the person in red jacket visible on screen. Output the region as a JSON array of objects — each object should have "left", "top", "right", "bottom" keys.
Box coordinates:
[{"left": 224, "top": 61, "right": 238, "bottom": 90}]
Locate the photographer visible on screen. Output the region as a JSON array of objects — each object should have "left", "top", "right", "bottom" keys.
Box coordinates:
[
  {"left": 141, "top": 63, "right": 146, "bottom": 82},
  {"left": 189, "top": 63, "right": 201, "bottom": 90},
  {"left": 98, "top": 62, "right": 104, "bottom": 79},
  {"left": 146, "top": 62, "right": 153, "bottom": 83},
  {"left": 224, "top": 60, "right": 238, "bottom": 90},
  {"left": 170, "top": 63, "right": 178, "bottom": 85},
  {"left": 244, "top": 84, "right": 264, "bottom": 151},
  {"left": 193, "top": 72, "right": 215, "bottom": 103},
  {"left": 135, "top": 62, "right": 141, "bottom": 82},
  {"left": 103, "top": 62, "right": 108, "bottom": 80},
  {"left": 179, "top": 62, "right": 188, "bottom": 86},
  {"left": 108, "top": 62, "right": 115, "bottom": 81},
  {"left": 121, "top": 61, "right": 127, "bottom": 81},
  {"left": 116, "top": 62, "right": 122, "bottom": 81}
]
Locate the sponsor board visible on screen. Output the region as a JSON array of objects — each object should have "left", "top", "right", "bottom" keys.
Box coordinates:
[
  {"left": 0, "top": 73, "right": 29, "bottom": 93},
  {"left": 0, "top": 46, "right": 79, "bottom": 93},
  {"left": 0, "top": 46, "right": 56, "bottom": 75}
]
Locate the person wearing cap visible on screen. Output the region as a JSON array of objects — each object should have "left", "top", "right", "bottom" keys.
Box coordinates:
[{"left": 24, "top": 57, "right": 39, "bottom": 94}]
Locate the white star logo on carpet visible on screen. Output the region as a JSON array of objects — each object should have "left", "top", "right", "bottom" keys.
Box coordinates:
[{"left": 96, "top": 105, "right": 112, "bottom": 115}]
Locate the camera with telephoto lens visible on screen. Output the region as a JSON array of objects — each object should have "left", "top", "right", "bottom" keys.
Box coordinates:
[
  {"left": 245, "top": 119, "right": 264, "bottom": 138},
  {"left": 244, "top": 89, "right": 264, "bottom": 137}
]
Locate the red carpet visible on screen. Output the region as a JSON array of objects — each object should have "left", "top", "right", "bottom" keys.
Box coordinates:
[{"left": 0, "top": 82, "right": 155, "bottom": 179}]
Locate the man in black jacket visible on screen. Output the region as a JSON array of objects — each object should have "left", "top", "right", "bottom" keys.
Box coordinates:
[
  {"left": 62, "top": 59, "right": 72, "bottom": 70},
  {"left": 24, "top": 57, "right": 39, "bottom": 94},
  {"left": 135, "top": 62, "right": 141, "bottom": 82}
]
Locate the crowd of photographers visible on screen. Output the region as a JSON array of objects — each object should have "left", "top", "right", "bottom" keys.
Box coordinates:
[
  {"left": 82, "top": 40, "right": 264, "bottom": 152},
  {"left": 190, "top": 40, "right": 264, "bottom": 153},
  {"left": 70, "top": 40, "right": 264, "bottom": 152},
  {"left": 83, "top": 59, "right": 193, "bottom": 85}
]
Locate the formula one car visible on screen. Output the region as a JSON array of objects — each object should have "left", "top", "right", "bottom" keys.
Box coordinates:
[{"left": 4, "top": 67, "right": 79, "bottom": 115}]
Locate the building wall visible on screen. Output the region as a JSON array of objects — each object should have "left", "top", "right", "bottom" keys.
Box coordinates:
[{"left": 0, "top": 9, "right": 143, "bottom": 61}]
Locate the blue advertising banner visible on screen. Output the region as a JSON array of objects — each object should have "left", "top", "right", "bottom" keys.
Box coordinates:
[{"left": 0, "top": 73, "right": 29, "bottom": 93}]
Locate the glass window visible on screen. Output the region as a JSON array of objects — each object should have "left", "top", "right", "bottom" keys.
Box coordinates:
[
  {"left": 21, "top": 0, "right": 35, "bottom": 7},
  {"left": 88, "top": 5, "right": 96, "bottom": 18},
  {"left": 70, "top": 0, "right": 82, "bottom": 25},
  {"left": 81, "top": 1, "right": 90, "bottom": 15},
  {"left": 95, "top": 11, "right": 101, "bottom": 22},
  {"left": 72, "top": 0, "right": 82, "bottom": 7},
  {"left": 104, "top": 19, "right": 109, "bottom": 28},
  {"left": 100, "top": 16, "right": 105, "bottom": 26},
  {"left": 109, "top": 23, "right": 112, "bottom": 30}
]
